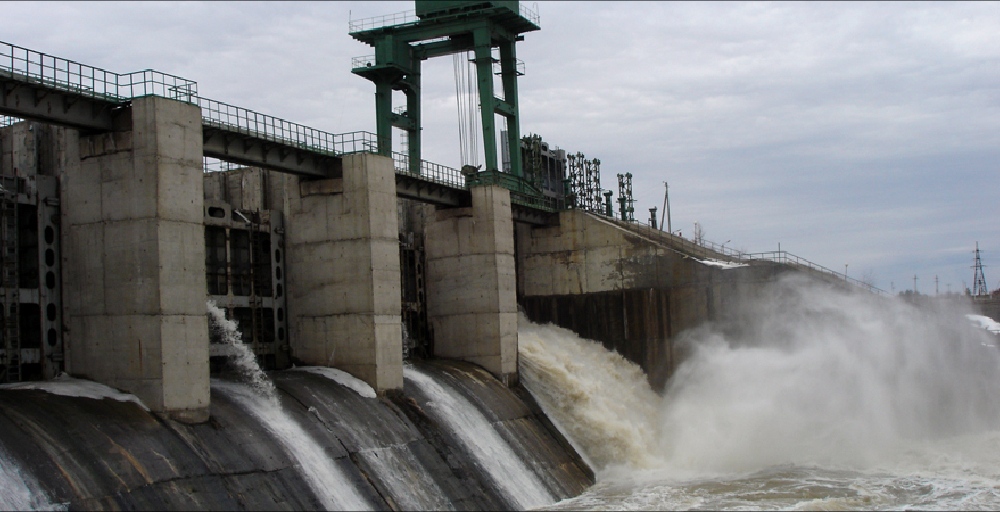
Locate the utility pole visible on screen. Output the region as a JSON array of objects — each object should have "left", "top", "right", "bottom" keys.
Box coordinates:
[
  {"left": 914, "top": 274, "right": 918, "bottom": 295},
  {"left": 660, "top": 181, "right": 671, "bottom": 233}
]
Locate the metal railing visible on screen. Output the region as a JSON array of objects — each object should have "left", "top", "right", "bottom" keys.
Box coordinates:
[
  {"left": 203, "top": 157, "right": 246, "bottom": 174},
  {"left": 609, "top": 217, "right": 887, "bottom": 296},
  {"left": 0, "top": 40, "right": 197, "bottom": 104},
  {"left": 349, "top": 2, "right": 539, "bottom": 33},
  {"left": 392, "top": 152, "right": 465, "bottom": 188},
  {"left": 741, "top": 251, "right": 887, "bottom": 295},
  {"left": 467, "top": 169, "right": 562, "bottom": 211},
  {"left": 198, "top": 96, "right": 343, "bottom": 157},
  {"left": 519, "top": 2, "right": 540, "bottom": 27},
  {"left": 349, "top": 9, "right": 418, "bottom": 33},
  {"left": 352, "top": 55, "right": 376, "bottom": 69}
]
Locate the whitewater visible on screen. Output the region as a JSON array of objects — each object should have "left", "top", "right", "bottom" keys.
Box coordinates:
[{"left": 519, "top": 273, "right": 1000, "bottom": 510}]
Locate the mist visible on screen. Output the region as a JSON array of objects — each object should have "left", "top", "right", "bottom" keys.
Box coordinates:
[{"left": 519, "top": 273, "right": 1000, "bottom": 481}]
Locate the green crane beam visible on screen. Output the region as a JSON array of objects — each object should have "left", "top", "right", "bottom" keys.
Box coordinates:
[{"left": 351, "top": 1, "right": 538, "bottom": 179}]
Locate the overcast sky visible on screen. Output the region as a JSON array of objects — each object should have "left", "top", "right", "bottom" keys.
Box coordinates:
[{"left": 3, "top": 1, "right": 998, "bottom": 295}]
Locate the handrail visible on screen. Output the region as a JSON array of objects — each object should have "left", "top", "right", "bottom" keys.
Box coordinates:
[
  {"left": 349, "top": 2, "right": 539, "bottom": 34},
  {"left": 392, "top": 152, "right": 465, "bottom": 188},
  {"left": 608, "top": 218, "right": 887, "bottom": 296},
  {"left": 0, "top": 40, "right": 197, "bottom": 104},
  {"left": 349, "top": 10, "right": 418, "bottom": 33},
  {"left": 741, "top": 251, "right": 887, "bottom": 295},
  {"left": 351, "top": 55, "right": 376, "bottom": 69}
]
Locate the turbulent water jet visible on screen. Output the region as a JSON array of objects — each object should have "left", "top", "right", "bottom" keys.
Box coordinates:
[
  {"left": 521, "top": 273, "right": 1000, "bottom": 509},
  {"left": 206, "top": 301, "right": 276, "bottom": 400},
  {"left": 404, "top": 364, "right": 557, "bottom": 510}
]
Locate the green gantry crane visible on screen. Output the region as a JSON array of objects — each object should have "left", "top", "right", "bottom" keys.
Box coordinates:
[{"left": 350, "top": 1, "right": 540, "bottom": 180}]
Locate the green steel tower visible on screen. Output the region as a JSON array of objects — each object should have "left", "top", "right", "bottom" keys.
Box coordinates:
[{"left": 350, "top": 1, "right": 539, "bottom": 179}]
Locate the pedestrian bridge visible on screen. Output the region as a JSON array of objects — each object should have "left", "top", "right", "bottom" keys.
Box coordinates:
[{"left": 0, "top": 40, "right": 556, "bottom": 224}]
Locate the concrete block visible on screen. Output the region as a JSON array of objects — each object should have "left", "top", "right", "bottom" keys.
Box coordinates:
[
  {"left": 158, "top": 220, "right": 208, "bottom": 315},
  {"left": 64, "top": 162, "right": 105, "bottom": 225},
  {"left": 111, "top": 314, "right": 162, "bottom": 381},
  {"left": 584, "top": 245, "right": 624, "bottom": 293},
  {"left": 63, "top": 224, "right": 106, "bottom": 315},
  {"left": 103, "top": 219, "right": 160, "bottom": 315},
  {"left": 65, "top": 315, "right": 94, "bottom": 378},
  {"left": 300, "top": 178, "right": 344, "bottom": 197},
  {"left": 287, "top": 202, "right": 332, "bottom": 245},
  {"left": 121, "top": 378, "right": 164, "bottom": 413},
  {"left": 101, "top": 172, "right": 157, "bottom": 222},
  {"left": 156, "top": 158, "right": 204, "bottom": 224},
  {"left": 289, "top": 316, "right": 330, "bottom": 365},
  {"left": 161, "top": 315, "right": 210, "bottom": 412},
  {"left": 372, "top": 269, "right": 402, "bottom": 315}
]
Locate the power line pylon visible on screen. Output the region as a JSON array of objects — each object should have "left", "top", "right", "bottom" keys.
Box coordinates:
[{"left": 972, "top": 242, "right": 989, "bottom": 296}]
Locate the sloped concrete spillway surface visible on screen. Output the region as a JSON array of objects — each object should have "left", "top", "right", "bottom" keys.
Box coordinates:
[{"left": 0, "top": 363, "right": 592, "bottom": 510}]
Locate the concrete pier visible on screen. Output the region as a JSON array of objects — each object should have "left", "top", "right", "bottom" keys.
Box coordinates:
[
  {"left": 61, "top": 96, "right": 209, "bottom": 423},
  {"left": 425, "top": 185, "right": 518, "bottom": 384},
  {"left": 284, "top": 153, "right": 403, "bottom": 393}
]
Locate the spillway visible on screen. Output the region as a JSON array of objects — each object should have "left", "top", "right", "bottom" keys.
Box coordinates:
[{"left": 0, "top": 361, "right": 592, "bottom": 510}]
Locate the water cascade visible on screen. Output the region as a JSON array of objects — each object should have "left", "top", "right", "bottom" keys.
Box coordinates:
[
  {"left": 0, "top": 441, "right": 59, "bottom": 511},
  {"left": 206, "top": 302, "right": 372, "bottom": 510},
  {"left": 0, "top": 305, "right": 591, "bottom": 511},
  {"left": 212, "top": 381, "right": 372, "bottom": 510},
  {"left": 520, "top": 274, "right": 1000, "bottom": 509},
  {"left": 206, "top": 301, "right": 275, "bottom": 399},
  {"left": 404, "top": 364, "right": 557, "bottom": 510}
]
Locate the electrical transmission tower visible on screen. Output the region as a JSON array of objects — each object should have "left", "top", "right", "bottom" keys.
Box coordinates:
[{"left": 972, "top": 242, "right": 989, "bottom": 296}]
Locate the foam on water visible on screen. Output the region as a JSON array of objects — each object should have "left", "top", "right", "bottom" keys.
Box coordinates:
[
  {"left": 356, "top": 446, "right": 456, "bottom": 511},
  {"left": 207, "top": 301, "right": 370, "bottom": 510},
  {"left": 520, "top": 273, "right": 1000, "bottom": 509},
  {"left": 214, "top": 380, "right": 372, "bottom": 510},
  {"left": 0, "top": 440, "right": 63, "bottom": 511},
  {"left": 404, "top": 364, "right": 556, "bottom": 510},
  {"left": 207, "top": 301, "right": 276, "bottom": 400}
]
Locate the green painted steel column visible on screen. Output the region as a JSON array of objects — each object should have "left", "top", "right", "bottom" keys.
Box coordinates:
[
  {"left": 406, "top": 60, "right": 421, "bottom": 175},
  {"left": 473, "top": 27, "right": 498, "bottom": 173},
  {"left": 498, "top": 41, "right": 522, "bottom": 177},
  {"left": 375, "top": 80, "right": 393, "bottom": 156}
]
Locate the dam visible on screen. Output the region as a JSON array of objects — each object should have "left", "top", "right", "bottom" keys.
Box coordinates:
[{"left": 0, "top": 1, "right": 903, "bottom": 509}]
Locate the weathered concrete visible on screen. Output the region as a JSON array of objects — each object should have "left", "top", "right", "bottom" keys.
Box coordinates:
[
  {"left": 61, "top": 96, "right": 209, "bottom": 422},
  {"left": 425, "top": 185, "right": 518, "bottom": 384},
  {"left": 0, "top": 361, "right": 592, "bottom": 511},
  {"left": 517, "top": 209, "right": 785, "bottom": 390},
  {"left": 284, "top": 153, "right": 403, "bottom": 392}
]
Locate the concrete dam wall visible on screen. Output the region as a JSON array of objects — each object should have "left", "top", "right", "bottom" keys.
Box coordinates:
[
  {"left": 517, "top": 209, "right": 821, "bottom": 391},
  {"left": 0, "top": 360, "right": 592, "bottom": 510}
]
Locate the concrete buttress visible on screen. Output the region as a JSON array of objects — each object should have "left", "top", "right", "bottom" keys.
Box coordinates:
[
  {"left": 284, "top": 153, "right": 403, "bottom": 392},
  {"left": 425, "top": 185, "right": 518, "bottom": 385},
  {"left": 62, "top": 96, "right": 209, "bottom": 423}
]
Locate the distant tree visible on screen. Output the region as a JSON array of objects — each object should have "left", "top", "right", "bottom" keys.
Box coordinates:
[{"left": 693, "top": 222, "right": 705, "bottom": 246}]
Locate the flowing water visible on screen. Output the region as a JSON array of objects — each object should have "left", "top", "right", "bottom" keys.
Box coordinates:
[
  {"left": 207, "top": 301, "right": 276, "bottom": 400},
  {"left": 404, "top": 364, "right": 557, "bottom": 510},
  {"left": 519, "top": 274, "right": 1000, "bottom": 510},
  {"left": 0, "top": 441, "right": 61, "bottom": 511},
  {"left": 207, "top": 302, "right": 372, "bottom": 511}
]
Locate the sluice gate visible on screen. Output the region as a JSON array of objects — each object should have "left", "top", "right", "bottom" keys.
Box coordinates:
[{"left": 0, "top": 122, "right": 62, "bottom": 383}]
